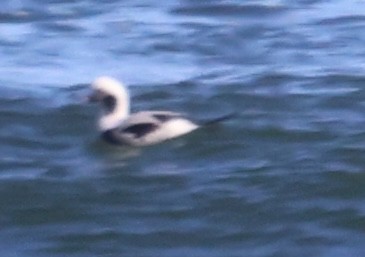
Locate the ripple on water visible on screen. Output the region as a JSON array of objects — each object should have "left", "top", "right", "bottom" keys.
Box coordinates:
[
  {"left": 172, "top": 2, "right": 288, "bottom": 17},
  {"left": 1, "top": 1, "right": 365, "bottom": 256}
]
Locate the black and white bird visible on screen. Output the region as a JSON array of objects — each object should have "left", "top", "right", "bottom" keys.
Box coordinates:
[{"left": 88, "top": 76, "right": 233, "bottom": 146}]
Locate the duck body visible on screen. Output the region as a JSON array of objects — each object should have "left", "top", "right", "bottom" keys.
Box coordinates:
[
  {"left": 89, "top": 77, "right": 200, "bottom": 146},
  {"left": 101, "top": 111, "right": 199, "bottom": 146}
]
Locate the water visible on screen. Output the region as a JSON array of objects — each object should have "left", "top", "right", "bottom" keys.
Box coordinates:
[{"left": 1, "top": 1, "right": 365, "bottom": 256}]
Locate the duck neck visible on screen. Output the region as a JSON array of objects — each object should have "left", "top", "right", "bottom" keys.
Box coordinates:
[{"left": 98, "top": 95, "right": 130, "bottom": 131}]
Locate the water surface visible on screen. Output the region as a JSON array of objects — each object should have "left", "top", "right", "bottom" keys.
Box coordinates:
[{"left": 1, "top": 1, "right": 365, "bottom": 256}]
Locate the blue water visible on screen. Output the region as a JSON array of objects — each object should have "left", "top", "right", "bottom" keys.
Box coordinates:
[{"left": 1, "top": 1, "right": 365, "bottom": 256}]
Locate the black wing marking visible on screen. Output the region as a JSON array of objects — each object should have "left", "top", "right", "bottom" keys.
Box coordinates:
[
  {"left": 122, "top": 123, "right": 159, "bottom": 138},
  {"left": 153, "top": 113, "right": 182, "bottom": 122}
]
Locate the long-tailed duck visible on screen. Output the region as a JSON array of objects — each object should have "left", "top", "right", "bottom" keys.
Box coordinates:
[{"left": 88, "top": 76, "right": 233, "bottom": 146}]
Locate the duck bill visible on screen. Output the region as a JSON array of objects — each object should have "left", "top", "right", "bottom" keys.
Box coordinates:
[{"left": 87, "top": 91, "right": 102, "bottom": 103}]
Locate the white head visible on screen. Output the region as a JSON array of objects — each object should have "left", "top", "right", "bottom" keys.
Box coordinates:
[{"left": 89, "top": 76, "right": 130, "bottom": 131}]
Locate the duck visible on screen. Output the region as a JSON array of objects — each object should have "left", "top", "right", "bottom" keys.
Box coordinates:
[{"left": 88, "top": 76, "right": 233, "bottom": 146}]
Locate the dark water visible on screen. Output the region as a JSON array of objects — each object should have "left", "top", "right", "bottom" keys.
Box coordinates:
[{"left": 1, "top": 1, "right": 365, "bottom": 256}]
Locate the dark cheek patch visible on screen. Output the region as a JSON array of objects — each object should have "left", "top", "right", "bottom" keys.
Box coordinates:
[{"left": 103, "top": 95, "right": 117, "bottom": 113}]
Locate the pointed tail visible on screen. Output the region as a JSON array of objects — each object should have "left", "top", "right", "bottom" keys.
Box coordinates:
[{"left": 201, "top": 112, "right": 237, "bottom": 126}]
